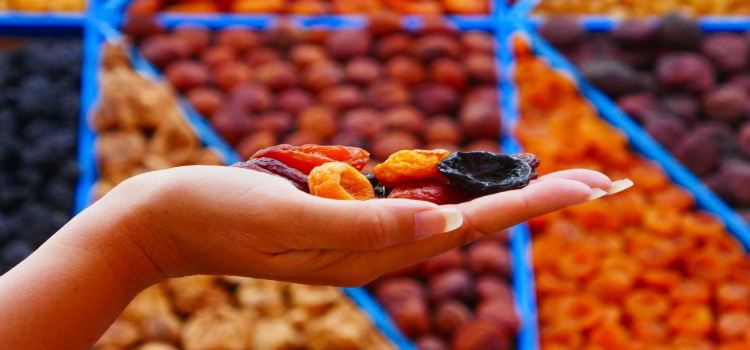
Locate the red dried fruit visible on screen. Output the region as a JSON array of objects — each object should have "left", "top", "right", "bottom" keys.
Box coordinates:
[
  {"left": 468, "top": 240, "right": 512, "bottom": 277},
  {"left": 330, "top": 132, "right": 367, "bottom": 149},
  {"left": 227, "top": 83, "right": 272, "bottom": 112},
  {"left": 416, "top": 336, "right": 448, "bottom": 350},
  {"left": 216, "top": 26, "right": 260, "bottom": 52},
  {"left": 254, "top": 111, "right": 293, "bottom": 136},
  {"left": 386, "top": 56, "right": 426, "bottom": 86},
  {"left": 465, "top": 139, "right": 501, "bottom": 153},
  {"left": 289, "top": 44, "right": 328, "bottom": 67},
  {"left": 452, "top": 320, "right": 510, "bottom": 350},
  {"left": 200, "top": 46, "right": 236, "bottom": 68},
  {"left": 434, "top": 300, "right": 473, "bottom": 337},
  {"left": 415, "top": 84, "right": 459, "bottom": 115},
  {"left": 414, "top": 34, "right": 461, "bottom": 61},
  {"left": 308, "top": 162, "right": 375, "bottom": 200},
  {"left": 325, "top": 30, "right": 372, "bottom": 59},
  {"left": 424, "top": 116, "right": 463, "bottom": 144},
  {"left": 371, "top": 131, "right": 421, "bottom": 161},
  {"left": 367, "top": 80, "right": 410, "bottom": 109},
  {"left": 166, "top": 60, "right": 209, "bottom": 92},
  {"left": 345, "top": 56, "right": 382, "bottom": 85},
  {"left": 464, "top": 53, "right": 498, "bottom": 84},
  {"left": 369, "top": 11, "right": 402, "bottom": 36},
  {"left": 277, "top": 89, "right": 315, "bottom": 114},
  {"left": 172, "top": 25, "right": 211, "bottom": 55},
  {"left": 122, "top": 15, "right": 165, "bottom": 42},
  {"left": 388, "top": 179, "right": 468, "bottom": 205},
  {"left": 341, "top": 108, "right": 385, "bottom": 138},
  {"left": 236, "top": 131, "right": 277, "bottom": 160},
  {"left": 383, "top": 297, "right": 432, "bottom": 338},
  {"left": 421, "top": 249, "right": 466, "bottom": 278},
  {"left": 476, "top": 276, "right": 514, "bottom": 302},
  {"left": 213, "top": 62, "right": 253, "bottom": 91},
  {"left": 232, "top": 157, "right": 309, "bottom": 192},
  {"left": 298, "top": 106, "right": 337, "bottom": 139},
  {"left": 476, "top": 298, "right": 520, "bottom": 334},
  {"left": 462, "top": 31, "right": 495, "bottom": 53},
  {"left": 383, "top": 106, "right": 427, "bottom": 133},
  {"left": 252, "top": 144, "right": 370, "bottom": 174},
  {"left": 187, "top": 87, "right": 224, "bottom": 117},
  {"left": 255, "top": 61, "right": 298, "bottom": 91},
  {"left": 303, "top": 61, "right": 345, "bottom": 91},
  {"left": 320, "top": 85, "right": 364, "bottom": 111},
  {"left": 431, "top": 58, "right": 468, "bottom": 90},
  {"left": 262, "top": 22, "right": 303, "bottom": 49},
  {"left": 210, "top": 108, "right": 253, "bottom": 145},
  {"left": 429, "top": 268, "right": 475, "bottom": 303},
  {"left": 141, "top": 35, "right": 188, "bottom": 69},
  {"left": 376, "top": 33, "right": 412, "bottom": 59},
  {"left": 376, "top": 278, "right": 426, "bottom": 304},
  {"left": 460, "top": 101, "right": 501, "bottom": 139},
  {"left": 243, "top": 47, "right": 282, "bottom": 66},
  {"left": 283, "top": 131, "right": 324, "bottom": 146}
]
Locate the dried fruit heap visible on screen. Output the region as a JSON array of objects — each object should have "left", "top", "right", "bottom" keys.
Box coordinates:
[
  {"left": 533, "top": 0, "right": 750, "bottom": 16},
  {"left": 543, "top": 14, "right": 750, "bottom": 223},
  {"left": 232, "top": 144, "right": 541, "bottom": 205},
  {"left": 516, "top": 40, "right": 750, "bottom": 350}
]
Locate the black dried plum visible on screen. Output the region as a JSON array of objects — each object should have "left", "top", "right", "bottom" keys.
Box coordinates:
[
  {"left": 438, "top": 152, "right": 538, "bottom": 197},
  {"left": 365, "top": 173, "right": 389, "bottom": 198}
]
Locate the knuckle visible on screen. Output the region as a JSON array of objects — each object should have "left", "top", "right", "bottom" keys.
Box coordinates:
[{"left": 355, "top": 207, "right": 390, "bottom": 250}]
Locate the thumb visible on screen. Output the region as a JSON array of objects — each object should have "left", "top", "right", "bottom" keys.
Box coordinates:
[{"left": 290, "top": 197, "right": 464, "bottom": 251}]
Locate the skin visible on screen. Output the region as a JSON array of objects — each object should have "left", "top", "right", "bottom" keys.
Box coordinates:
[{"left": 0, "top": 166, "right": 612, "bottom": 350}]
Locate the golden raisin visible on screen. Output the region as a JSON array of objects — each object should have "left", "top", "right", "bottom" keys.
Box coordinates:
[{"left": 308, "top": 162, "right": 375, "bottom": 201}]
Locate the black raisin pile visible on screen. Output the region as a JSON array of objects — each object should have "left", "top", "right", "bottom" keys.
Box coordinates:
[{"left": 0, "top": 39, "right": 82, "bottom": 273}]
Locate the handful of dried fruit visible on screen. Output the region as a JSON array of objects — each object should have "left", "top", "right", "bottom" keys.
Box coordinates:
[{"left": 232, "top": 144, "right": 541, "bottom": 204}]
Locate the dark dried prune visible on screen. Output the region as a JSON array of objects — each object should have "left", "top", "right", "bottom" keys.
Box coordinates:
[
  {"left": 701, "top": 33, "right": 749, "bottom": 73},
  {"left": 438, "top": 152, "right": 537, "bottom": 196},
  {"left": 388, "top": 179, "right": 469, "bottom": 205},
  {"left": 674, "top": 132, "right": 721, "bottom": 177},
  {"left": 364, "top": 173, "right": 389, "bottom": 199},
  {"left": 232, "top": 157, "right": 309, "bottom": 192},
  {"left": 539, "top": 16, "right": 584, "bottom": 48},
  {"left": 613, "top": 20, "right": 654, "bottom": 47},
  {"left": 580, "top": 59, "right": 643, "bottom": 97},
  {"left": 655, "top": 13, "right": 702, "bottom": 50},
  {"left": 703, "top": 85, "right": 749, "bottom": 122},
  {"left": 656, "top": 53, "right": 715, "bottom": 93}
]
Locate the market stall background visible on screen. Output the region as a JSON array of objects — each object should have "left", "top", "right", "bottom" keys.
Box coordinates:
[{"left": 1, "top": 0, "right": 750, "bottom": 349}]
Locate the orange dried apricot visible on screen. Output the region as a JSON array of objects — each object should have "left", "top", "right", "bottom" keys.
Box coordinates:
[
  {"left": 308, "top": 162, "right": 375, "bottom": 201},
  {"left": 540, "top": 324, "right": 583, "bottom": 349},
  {"left": 716, "top": 282, "right": 750, "bottom": 311},
  {"left": 668, "top": 305, "right": 714, "bottom": 338},
  {"left": 587, "top": 323, "right": 631, "bottom": 350},
  {"left": 717, "top": 311, "right": 750, "bottom": 341},
  {"left": 623, "top": 289, "right": 670, "bottom": 321},
  {"left": 373, "top": 149, "right": 451, "bottom": 187},
  {"left": 556, "top": 246, "right": 599, "bottom": 280},
  {"left": 640, "top": 270, "right": 681, "bottom": 291},
  {"left": 554, "top": 294, "right": 604, "bottom": 330},
  {"left": 631, "top": 321, "right": 668, "bottom": 344},
  {"left": 671, "top": 280, "right": 711, "bottom": 305}
]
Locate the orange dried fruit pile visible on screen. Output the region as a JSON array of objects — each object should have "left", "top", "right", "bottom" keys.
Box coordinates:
[{"left": 515, "top": 39, "right": 750, "bottom": 350}]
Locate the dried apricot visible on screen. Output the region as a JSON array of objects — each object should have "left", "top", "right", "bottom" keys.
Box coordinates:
[
  {"left": 717, "top": 311, "right": 750, "bottom": 341},
  {"left": 252, "top": 144, "right": 370, "bottom": 174},
  {"left": 668, "top": 305, "right": 714, "bottom": 338},
  {"left": 624, "top": 289, "right": 670, "bottom": 321},
  {"left": 671, "top": 280, "right": 711, "bottom": 305},
  {"left": 387, "top": 179, "right": 468, "bottom": 205},
  {"left": 308, "top": 162, "right": 375, "bottom": 201},
  {"left": 374, "top": 149, "right": 451, "bottom": 187}
]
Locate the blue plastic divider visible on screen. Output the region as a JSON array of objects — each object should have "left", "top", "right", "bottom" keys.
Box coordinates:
[
  {"left": 344, "top": 288, "right": 417, "bottom": 350},
  {"left": 513, "top": 19, "right": 750, "bottom": 246}
]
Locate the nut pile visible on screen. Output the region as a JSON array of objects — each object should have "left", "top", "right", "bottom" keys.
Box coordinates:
[
  {"left": 542, "top": 14, "right": 750, "bottom": 223},
  {"left": 516, "top": 40, "right": 750, "bottom": 350},
  {"left": 533, "top": 0, "right": 750, "bottom": 16},
  {"left": 127, "top": 0, "right": 488, "bottom": 15},
  {"left": 0, "top": 0, "right": 84, "bottom": 11},
  {"left": 0, "top": 39, "right": 81, "bottom": 274},
  {"left": 95, "top": 276, "right": 394, "bottom": 350},
  {"left": 91, "top": 43, "right": 224, "bottom": 200},
  {"left": 130, "top": 14, "right": 501, "bottom": 168},
  {"left": 369, "top": 233, "right": 518, "bottom": 350}
]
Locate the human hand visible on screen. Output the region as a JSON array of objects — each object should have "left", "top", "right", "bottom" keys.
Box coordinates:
[{"left": 100, "top": 165, "right": 613, "bottom": 288}]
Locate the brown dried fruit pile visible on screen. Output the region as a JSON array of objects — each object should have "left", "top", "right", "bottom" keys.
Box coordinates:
[
  {"left": 91, "top": 43, "right": 224, "bottom": 199},
  {"left": 94, "top": 276, "right": 394, "bottom": 350}
]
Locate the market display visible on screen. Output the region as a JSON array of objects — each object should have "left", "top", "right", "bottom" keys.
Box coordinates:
[
  {"left": 541, "top": 13, "right": 750, "bottom": 223},
  {"left": 94, "top": 276, "right": 393, "bottom": 350},
  {"left": 130, "top": 14, "right": 502, "bottom": 167},
  {"left": 533, "top": 0, "right": 750, "bottom": 16},
  {"left": 0, "top": 38, "right": 81, "bottom": 274},
  {"left": 0, "top": 0, "right": 84, "bottom": 12},
  {"left": 126, "top": 0, "right": 489, "bottom": 15},
  {"left": 516, "top": 39, "right": 750, "bottom": 350}
]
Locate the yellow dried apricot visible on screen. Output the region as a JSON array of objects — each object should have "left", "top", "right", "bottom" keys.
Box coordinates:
[
  {"left": 308, "top": 162, "right": 375, "bottom": 201},
  {"left": 373, "top": 149, "right": 451, "bottom": 187}
]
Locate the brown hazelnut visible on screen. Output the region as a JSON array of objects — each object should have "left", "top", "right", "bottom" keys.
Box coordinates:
[
  {"left": 476, "top": 276, "right": 514, "bottom": 303},
  {"left": 320, "top": 85, "right": 364, "bottom": 111},
  {"left": 325, "top": 30, "right": 372, "bottom": 59},
  {"left": 216, "top": 26, "right": 260, "bottom": 52},
  {"left": 386, "top": 56, "right": 426, "bottom": 86},
  {"left": 421, "top": 249, "right": 466, "bottom": 278},
  {"left": 165, "top": 60, "right": 209, "bottom": 92},
  {"left": 278, "top": 88, "right": 315, "bottom": 114},
  {"left": 290, "top": 43, "right": 328, "bottom": 67},
  {"left": 173, "top": 25, "right": 211, "bottom": 55},
  {"left": 462, "top": 31, "right": 495, "bottom": 54},
  {"left": 424, "top": 116, "right": 463, "bottom": 144},
  {"left": 371, "top": 131, "right": 420, "bottom": 161},
  {"left": 141, "top": 35, "right": 189, "bottom": 69},
  {"left": 345, "top": 56, "right": 383, "bottom": 85},
  {"left": 341, "top": 108, "right": 384, "bottom": 138},
  {"left": 376, "top": 33, "right": 412, "bottom": 59},
  {"left": 465, "top": 53, "right": 498, "bottom": 84},
  {"left": 213, "top": 61, "right": 253, "bottom": 91},
  {"left": 464, "top": 139, "right": 501, "bottom": 153},
  {"left": 237, "top": 131, "right": 277, "bottom": 160},
  {"left": 429, "top": 268, "right": 475, "bottom": 303},
  {"left": 200, "top": 46, "right": 236, "bottom": 68},
  {"left": 460, "top": 101, "right": 501, "bottom": 139},
  {"left": 434, "top": 300, "right": 473, "bottom": 337},
  {"left": 303, "top": 61, "right": 345, "bottom": 91},
  {"left": 417, "top": 336, "right": 449, "bottom": 350},
  {"left": 431, "top": 58, "right": 468, "bottom": 90},
  {"left": 227, "top": 83, "right": 272, "bottom": 112},
  {"left": 476, "top": 298, "right": 520, "bottom": 335},
  {"left": 254, "top": 111, "right": 293, "bottom": 136},
  {"left": 369, "top": 11, "right": 402, "bottom": 36},
  {"left": 243, "top": 46, "right": 282, "bottom": 66},
  {"left": 210, "top": 108, "right": 253, "bottom": 145},
  {"left": 452, "top": 320, "right": 511, "bottom": 350},
  {"left": 122, "top": 14, "right": 164, "bottom": 42},
  {"left": 383, "top": 106, "right": 427, "bottom": 133},
  {"left": 255, "top": 61, "right": 298, "bottom": 91},
  {"left": 367, "top": 80, "right": 411, "bottom": 109},
  {"left": 187, "top": 87, "right": 224, "bottom": 117},
  {"left": 468, "top": 240, "right": 511, "bottom": 277},
  {"left": 284, "top": 131, "right": 324, "bottom": 146},
  {"left": 330, "top": 132, "right": 367, "bottom": 149},
  {"left": 298, "top": 105, "right": 337, "bottom": 139},
  {"left": 414, "top": 34, "right": 461, "bottom": 61},
  {"left": 415, "top": 84, "right": 459, "bottom": 115}
]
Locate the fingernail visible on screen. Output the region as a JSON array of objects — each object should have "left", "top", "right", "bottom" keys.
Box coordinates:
[
  {"left": 607, "top": 179, "right": 634, "bottom": 195},
  {"left": 588, "top": 188, "right": 608, "bottom": 201},
  {"left": 415, "top": 208, "right": 463, "bottom": 240}
]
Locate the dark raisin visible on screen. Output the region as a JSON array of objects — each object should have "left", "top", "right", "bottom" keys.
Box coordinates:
[
  {"left": 365, "top": 173, "right": 389, "bottom": 198},
  {"left": 438, "top": 152, "right": 536, "bottom": 196},
  {"left": 510, "top": 153, "right": 540, "bottom": 180},
  {"left": 232, "top": 157, "right": 309, "bottom": 192}
]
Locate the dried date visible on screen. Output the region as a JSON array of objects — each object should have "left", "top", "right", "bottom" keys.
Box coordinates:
[{"left": 232, "top": 157, "right": 309, "bottom": 192}]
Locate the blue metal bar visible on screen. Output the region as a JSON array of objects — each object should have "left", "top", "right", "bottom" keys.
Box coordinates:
[
  {"left": 344, "top": 288, "right": 417, "bottom": 350},
  {"left": 511, "top": 0, "right": 541, "bottom": 18}
]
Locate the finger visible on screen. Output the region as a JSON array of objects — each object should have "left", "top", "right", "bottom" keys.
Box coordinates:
[{"left": 536, "top": 169, "right": 612, "bottom": 190}]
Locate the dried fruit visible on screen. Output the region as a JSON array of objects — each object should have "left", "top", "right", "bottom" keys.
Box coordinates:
[
  {"left": 308, "top": 162, "right": 375, "bottom": 201},
  {"left": 438, "top": 152, "right": 539, "bottom": 196},
  {"left": 232, "top": 157, "right": 309, "bottom": 192},
  {"left": 252, "top": 144, "right": 370, "bottom": 174},
  {"left": 451, "top": 320, "right": 510, "bottom": 350},
  {"left": 374, "top": 149, "right": 451, "bottom": 187},
  {"left": 387, "top": 179, "right": 468, "bottom": 205}
]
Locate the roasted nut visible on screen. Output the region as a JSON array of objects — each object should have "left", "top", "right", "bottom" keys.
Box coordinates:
[
  {"left": 421, "top": 249, "right": 466, "bottom": 278},
  {"left": 341, "top": 108, "right": 385, "bottom": 138},
  {"left": 167, "top": 276, "right": 233, "bottom": 316},
  {"left": 181, "top": 305, "right": 251, "bottom": 350},
  {"left": 371, "top": 131, "right": 420, "bottom": 161},
  {"left": 429, "top": 268, "right": 475, "bottom": 303},
  {"left": 298, "top": 105, "right": 337, "bottom": 139},
  {"left": 249, "top": 319, "right": 304, "bottom": 350},
  {"left": 346, "top": 56, "right": 383, "bottom": 85},
  {"left": 187, "top": 87, "right": 224, "bottom": 117},
  {"left": 96, "top": 320, "right": 141, "bottom": 348},
  {"left": 424, "top": 116, "right": 463, "bottom": 144},
  {"left": 468, "top": 240, "right": 512, "bottom": 277},
  {"left": 236, "top": 279, "right": 287, "bottom": 317},
  {"left": 433, "top": 300, "right": 473, "bottom": 337}
]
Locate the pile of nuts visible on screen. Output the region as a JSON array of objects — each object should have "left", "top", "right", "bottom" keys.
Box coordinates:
[
  {"left": 0, "top": 0, "right": 84, "bottom": 11},
  {"left": 91, "top": 43, "right": 224, "bottom": 200},
  {"left": 129, "top": 13, "right": 501, "bottom": 170},
  {"left": 516, "top": 39, "right": 750, "bottom": 350},
  {"left": 95, "top": 276, "right": 393, "bottom": 350},
  {"left": 127, "top": 0, "right": 489, "bottom": 15},
  {"left": 533, "top": 0, "right": 750, "bottom": 16},
  {"left": 368, "top": 231, "right": 519, "bottom": 350}
]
